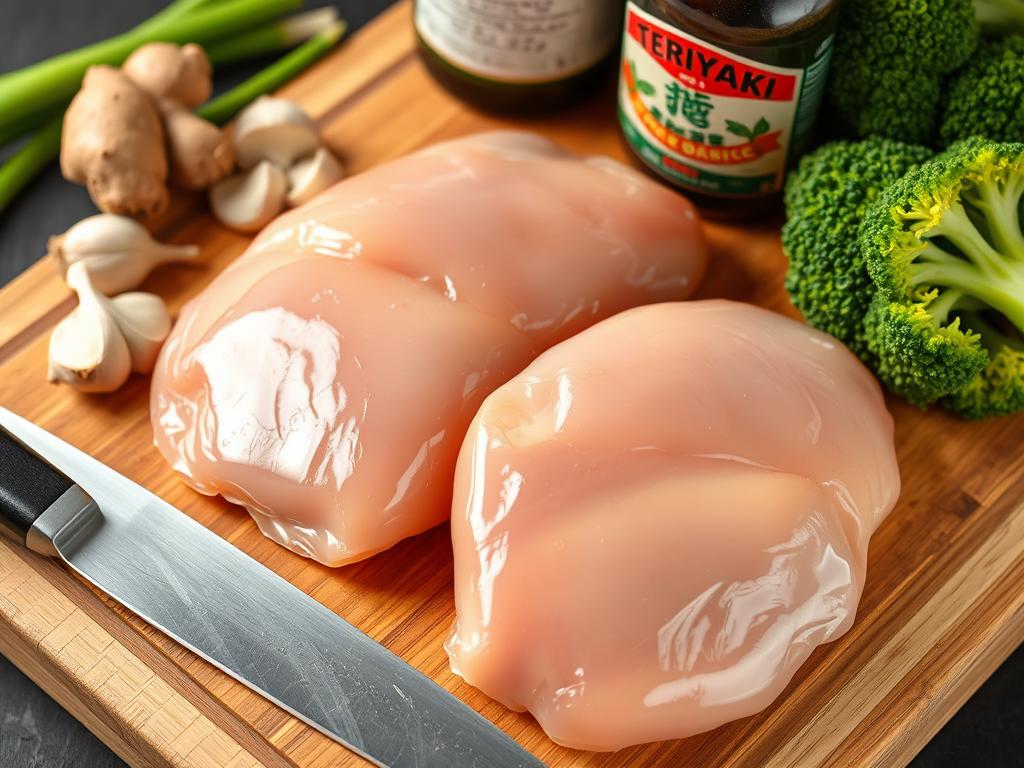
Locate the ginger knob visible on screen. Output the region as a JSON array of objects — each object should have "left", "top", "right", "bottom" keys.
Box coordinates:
[
  {"left": 123, "top": 42, "right": 234, "bottom": 190},
  {"left": 60, "top": 66, "right": 169, "bottom": 219}
]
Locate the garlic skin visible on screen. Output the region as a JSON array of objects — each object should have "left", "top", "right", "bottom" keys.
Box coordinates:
[
  {"left": 211, "top": 99, "right": 343, "bottom": 231},
  {"left": 48, "top": 213, "right": 199, "bottom": 295},
  {"left": 286, "top": 148, "right": 344, "bottom": 207},
  {"left": 48, "top": 262, "right": 172, "bottom": 393},
  {"left": 233, "top": 96, "right": 321, "bottom": 169},
  {"left": 49, "top": 265, "right": 133, "bottom": 392},
  {"left": 108, "top": 292, "right": 172, "bottom": 373},
  {"left": 209, "top": 161, "right": 288, "bottom": 233}
]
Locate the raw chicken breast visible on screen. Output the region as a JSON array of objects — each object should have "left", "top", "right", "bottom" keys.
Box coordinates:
[
  {"left": 446, "top": 300, "right": 900, "bottom": 751},
  {"left": 150, "top": 132, "right": 707, "bottom": 565}
]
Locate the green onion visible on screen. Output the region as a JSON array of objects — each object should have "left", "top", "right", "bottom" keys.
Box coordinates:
[
  {"left": 0, "top": 0, "right": 223, "bottom": 148},
  {"left": 0, "top": 2, "right": 330, "bottom": 150},
  {"left": 0, "top": 119, "right": 62, "bottom": 214},
  {"left": 0, "top": 104, "right": 65, "bottom": 150},
  {"left": 200, "top": 19, "right": 346, "bottom": 124},
  {"left": 0, "top": 18, "right": 346, "bottom": 214},
  {"left": 206, "top": 7, "right": 339, "bottom": 66},
  {"left": 135, "top": 0, "right": 223, "bottom": 30},
  {"left": 0, "top": 0, "right": 302, "bottom": 131}
]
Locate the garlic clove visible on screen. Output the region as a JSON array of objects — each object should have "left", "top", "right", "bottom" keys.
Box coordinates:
[
  {"left": 209, "top": 161, "right": 288, "bottom": 233},
  {"left": 107, "top": 292, "right": 173, "bottom": 373},
  {"left": 48, "top": 305, "right": 133, "bottom": 392},
  {"left": 48, "top": 213, "right": 199, "bottom": 295},
  {"left": 233, "top": 96, "right": 321, "bottom": 170},
  {"left": 48, "top": 264, "right": 132, "bottom": 393},
  {"left": 286, "top": 147, "right": 345, "bottom": 207}
]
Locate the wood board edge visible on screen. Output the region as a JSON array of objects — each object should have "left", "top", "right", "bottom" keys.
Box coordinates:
[
  {"left": 0, "top": 540, "right": 265, "bottom": 768},
  {"left": 1, "top": 0, "right": 1022, "bottom": 764}
]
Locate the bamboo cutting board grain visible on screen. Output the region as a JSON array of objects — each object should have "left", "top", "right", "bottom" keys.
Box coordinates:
[{"left": 1, "top": 3, "right": 1023, "bottom": 766}]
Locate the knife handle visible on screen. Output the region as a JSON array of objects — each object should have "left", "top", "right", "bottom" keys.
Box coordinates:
[{"left": 0, "top": 426, "right": 96, "bottom": 556}]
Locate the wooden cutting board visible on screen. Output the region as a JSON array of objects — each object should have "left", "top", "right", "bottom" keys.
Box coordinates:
[{"left": 1, "top": 3, "right": 1022, "bottom": 766}]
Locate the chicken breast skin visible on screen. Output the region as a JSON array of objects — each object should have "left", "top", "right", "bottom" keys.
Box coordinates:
[
  {"left": 447, "top": 300, "right": 901, "bottom": 750},
  {"left": 150, "top": 132, "right": 708, "bottom": 565}
]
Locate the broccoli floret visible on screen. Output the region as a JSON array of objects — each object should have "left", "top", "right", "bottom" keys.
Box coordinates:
[
  {"left": 974, "top": 0, "right": 1024, "bottom": 37},
  {"left": 842, "top": 69, "right": 944, "bottom": 146},
  {"left": 940, "top": 36, "right": 1024, "bottom": 146},
  {"left": 782, "top": 138, "right": 933, "bottom": 355},
  {"left": 863, "top": 292, "right": 989, "bottom": 405},
  {"left": 860, "top": 138, "right": 1024, "bottom": 413},
  {"left": 827, "top": 0, "right": 979, "bottom": 143},
  {"left": 942, "top": 311, "right": 1024, "bottom": 417}
]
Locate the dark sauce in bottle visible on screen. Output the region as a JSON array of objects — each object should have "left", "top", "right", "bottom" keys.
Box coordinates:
[
  {"left": 414, "top": 1, "right": 622, "bottom": 114},
  {"left": 618, "top": 0, "right": 839, "bottom": 218}
]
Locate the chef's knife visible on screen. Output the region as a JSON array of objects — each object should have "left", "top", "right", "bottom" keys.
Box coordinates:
[{"left": 0, "top": 407, "right": 543, "bottom": 768}]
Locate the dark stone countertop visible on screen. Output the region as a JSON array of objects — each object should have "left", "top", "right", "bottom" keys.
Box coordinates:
[{"left": 0, "top": 1, "right": 1020, "bottom": 765}]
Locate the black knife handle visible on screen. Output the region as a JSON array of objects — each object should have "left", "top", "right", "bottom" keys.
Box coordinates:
[{"left": 0, "top": 426, "right": 75, "bottom": 545}]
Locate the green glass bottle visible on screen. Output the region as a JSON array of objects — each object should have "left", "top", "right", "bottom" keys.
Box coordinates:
[
  {"left": 618, "top": 0, "right": 839, "bottom": 217},
  {"left": 414, "top": 1, "right": 623, "bottom": 113}
]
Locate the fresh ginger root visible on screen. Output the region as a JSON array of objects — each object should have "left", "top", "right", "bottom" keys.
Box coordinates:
[
  {"left": 157, "top": 100, "right": 235, "bottom": 190},
  {"left": 60, "top": 66, "right": 169, "bottom": 219},
  {"left": 123, "top": 43, "right": 234, "bottom": 190},
  {"left": 121, "top": 42, "right": 211, "bottom": 108}
]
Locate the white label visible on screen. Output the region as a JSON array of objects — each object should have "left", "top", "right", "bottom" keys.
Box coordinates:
[
  {"left": 619, "top": 3, "right": 829, "bottom": 196},
  {"left": 416, "top": 0, "right": 620, "bottom": 83}
]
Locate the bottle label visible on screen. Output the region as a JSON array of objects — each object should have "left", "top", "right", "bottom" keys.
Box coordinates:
[
  {"left": 618, "top": 3, "right": 832, "bottom": 197},
  {"left": 415, "top": 0, "right": 620, "bottom": 84}
]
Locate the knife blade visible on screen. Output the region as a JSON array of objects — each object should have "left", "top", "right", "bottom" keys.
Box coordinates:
[{"left": 0, "top": 407, "right": 544, "bottom": 768}]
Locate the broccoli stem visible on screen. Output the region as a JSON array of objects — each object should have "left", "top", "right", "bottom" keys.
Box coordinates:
[
  {"left": 966, "top": 171, "right": 1024, "bottom": 256},
  {"left": 933, "top": 202, "right": 1015, "bottom": 277},
  {"left": 958, "top": 311, "right": 1024, "bottom": 352},
  {"left": 908, "top": 198, "right": 1024, "bottom": 330},
  {"left": 928, "top": 289, "right": 969, "bottom": 325},
  {"left": 918, "top": 241, "right": 967, "bottom": 267},
  {"left": 909, "top": 262, "right": 1024, "bottom": 329}
]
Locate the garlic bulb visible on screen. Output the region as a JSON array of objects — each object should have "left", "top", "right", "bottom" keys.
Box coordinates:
[
  {"left": 48, "top": 214, "right": 199, "bottom": 295},
  {"left": 48, "top": 262, "right": 172, "bottom": 393}
]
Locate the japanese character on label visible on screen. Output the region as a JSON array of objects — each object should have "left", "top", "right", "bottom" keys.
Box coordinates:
[{"left": 665, "top": 83, "right": 713, "bottom": 129}]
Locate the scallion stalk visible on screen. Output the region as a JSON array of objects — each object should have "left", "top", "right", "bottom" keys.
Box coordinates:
[
  {"left": 206, "top": 7, "right": 339, "bottom": 66},
  {"left": 0, "top": 0, "right": 302, "bottom": 130},
  {"left": 0, "top": 104, "right": 65, "bottom": 150},
  {"left": 0, "top": 119, "right": 62, "bottom": 214},
  {"left": 0, "top": 0, "right": 223, "bottom": 147},
  {"left": 134, "top": 0, "right": 222, "bottom": 30},
  {"left": 199, "top": 19, "right": 345, "bottom": 124},
  {"left": 0, "top": 18, "right": 346, "bottom": 214}
]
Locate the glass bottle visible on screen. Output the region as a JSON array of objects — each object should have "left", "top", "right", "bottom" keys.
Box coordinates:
[
  {"left": 414, "top": 1, "right": 623, "bottom": 113},
  {"left": 618, "top": 0, "right": 839, "bottom": 217}
]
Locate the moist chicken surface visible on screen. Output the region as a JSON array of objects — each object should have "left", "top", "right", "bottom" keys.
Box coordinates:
[
  {"left": 446, "top": 300, "right": 901, "bottom": 751},
  {"left": 150, "top": 132, "right": 708, "bottom": 565}
]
